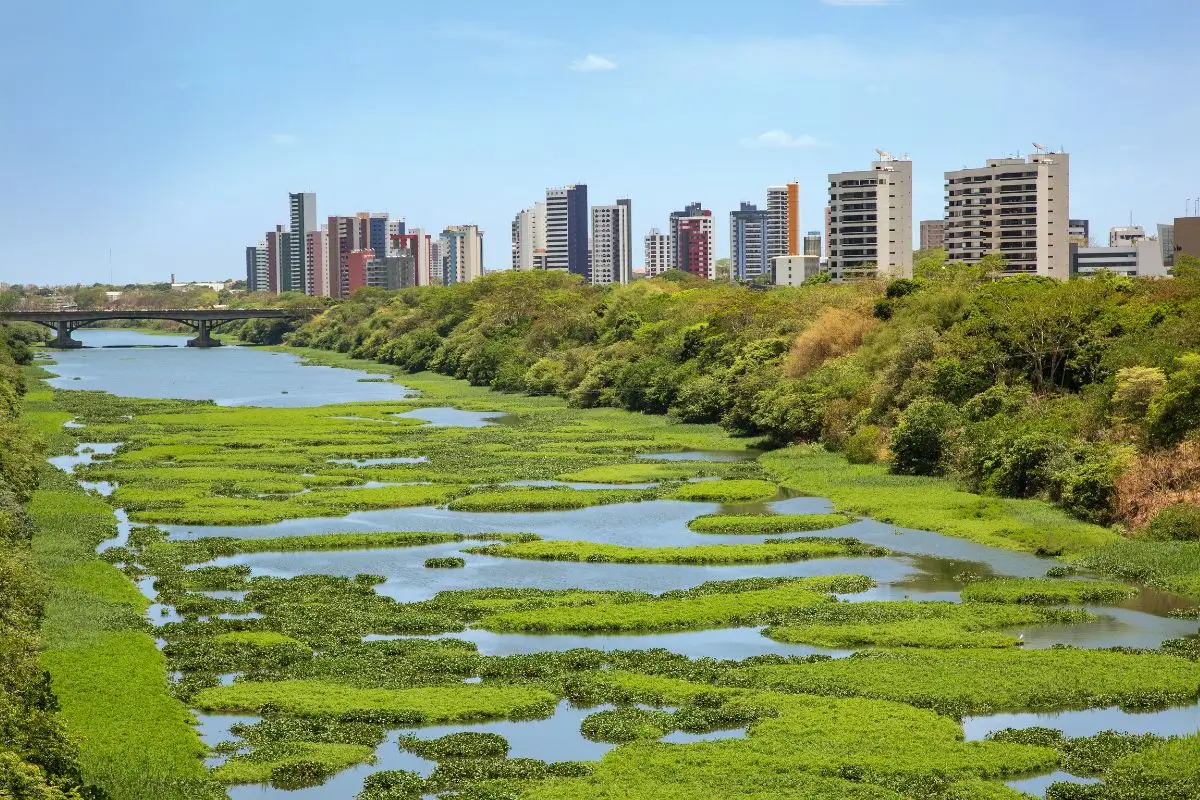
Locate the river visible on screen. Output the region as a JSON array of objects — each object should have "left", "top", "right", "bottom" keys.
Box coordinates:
[{"left": 45, "top": 328, "right": 1200, "bottom": 799}]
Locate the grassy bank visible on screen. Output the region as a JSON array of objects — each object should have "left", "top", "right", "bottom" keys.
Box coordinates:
[
  {"left": 23, "top": 377, "right": 222, "bottom": 800},
  {"left": 465, "top": 538, "right": 887, "bottom": 565}
]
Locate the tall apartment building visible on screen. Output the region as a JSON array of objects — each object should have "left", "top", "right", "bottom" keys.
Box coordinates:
[
  {"left": 766, "top": 183, "right": 800, "bottom": 261},
  {"left": 367, "top": 213, "right": 389, "bottom": 259},
  {"left": 429, "top": 241, "right": 442, "bottom": 284},
  {"left": 828, "top": 156, "right": 913, "bottom": 279},
  {"left": 545, "top": 184, "right": 588, "bottom": 276},
  {"left": 589, "top": 199, "right": 633, "bottom": 285},
  {"left": 1158, "top": 223, "right": 1176, "bottom": 267},
  {"left": 390, "top": 232, "right": 433, "bottom": 286},
  {"left": 644, "top": 229, "right": 671, "bottom": 276},
  {"left": 245, "top": 243, "right": 270, "bottom": 292},
  {"left": 305, "top": 228, "right": 328, "bottom": 297},
  {"left": 944, "top": 151, "right": 1070, "bottom": 279},
  {"left": 385, "top": 218, "right": 406, "bottom": 254},
  {"left": 803, "top": 231, "right": 822, "bottom": 258},
  {"left": 1109, "top": 225, "right": 1146, "bottom": 248},
  {"left": 264, "top": 225, "right": 287, "bottom": 293},
  {"left": 730, "top": 202, "right": 769, "bottom": 281},
  {"left": 288, "top": 192, "right": 317, "bottom": 294},
  {"left": 512, "top": 203, "right": 547, "bottom": 271},
  {"left": 919, "top": 219, "right": 946, "bottom": 250},
  {"left": 669, "top": 202, "right": 715, "bottom": 279},
  {"left": 439, "top": 225, "right": 484, "bottom": 285},
  {"left": 345, "top": 250, "right": 374, "bottom": 294},
  {"left": 1069, "top": 219, "right": 1090, "bottom": 246},
  {"left": 327, "top": 215, "right": 367, "bottom": 299}
]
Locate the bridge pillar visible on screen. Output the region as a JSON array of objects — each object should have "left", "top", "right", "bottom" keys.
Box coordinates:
[
  {"left": 186, "top": 319, "right": 222, "bottom": 348},
  {"left": 49, "top": 322, "right": 82, "bottom": 349}
]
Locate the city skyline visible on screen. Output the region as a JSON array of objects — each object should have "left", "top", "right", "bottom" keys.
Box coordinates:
[{"left": 2, "top": 0, "right": 1199, "bottom": 284}]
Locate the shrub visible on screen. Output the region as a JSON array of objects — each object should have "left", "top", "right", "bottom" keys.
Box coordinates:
[
  {"left": 1145, "top": 503, "right": 1200, "bottom": 542},
  {"left": 425, "top": 557, "right": 466, "bottom": 569},
  {"left": 843, "top": 425, "right": 884, "bottom": 465},
  {"left": 783, "top": 308, "right": 877, "bottom": 379},
  {"left": 891, "top": 399, "right": 958, "bottom": 476}
]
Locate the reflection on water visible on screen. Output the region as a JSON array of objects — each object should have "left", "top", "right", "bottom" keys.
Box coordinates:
[
  {"left": 363, "top": 626, "right": 854, "bottom": 660},
  {"left": 1005, "top": 770, "right": 1101, "bottom": 798},
  {"left": 48, "top": 442, "right": 120, "bottom": 473},
  {"left": 963, "top": 701, "right": 1200, "bottom": 741},
  {"left": 394, "top": 407, "right": 508, "bottom": 428},
  {"left": 46, "top": 329, "right": 412, "bottom": 407},
  {"left": 636, "top": 451, "right": 756, "bottom": 462}
]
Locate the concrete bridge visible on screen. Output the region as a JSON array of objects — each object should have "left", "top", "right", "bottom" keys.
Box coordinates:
[{"left": 0, "top": 309, "right": 314, "bottom": 348}]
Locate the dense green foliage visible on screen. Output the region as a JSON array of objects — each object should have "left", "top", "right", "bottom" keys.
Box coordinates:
[
  {"left": 959, "top": 578, "right": 1137, "bottom": 605},
  {"left": 687, "top": 513, "right": 853, "bottom": 534}
]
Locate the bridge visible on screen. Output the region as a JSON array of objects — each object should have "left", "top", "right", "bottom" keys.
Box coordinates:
[{"left": 0, "top": 309, "right": 315, "bottom": 349}]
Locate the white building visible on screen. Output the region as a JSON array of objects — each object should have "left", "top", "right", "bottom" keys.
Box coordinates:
[
  {"left": 385, "top": 218, "right": 406, "bottom": 256},
  {"left": 288, "top": 192, "right": 317, "bottom": 294},
  {"left": 645, "top": 229, "right": 671, "bottom": 276},
  {"left": 439, "top": 225, "right": 484, "bottom": 284},
  {"left": 828, "top": 156, "right": 913, "bottom": 279},
  {"left": 511, "top": 203, "right": 547, "bottom": 271},
  {"left": 1109, "top": 225, "right": 1147, "bottom": 248},
  {"left": 589, "top": 199, "right": 633, "bottom": 285},
  {"left": 772, "top": 255, "right": 821, "bottom": 287},
  {"left": 944, "top": 151, "right": 1070, "bottom": 279},
  {"left": 1073, "top": 240, "right": 1167, "bottom": 278},
  {"left": 766, "top": 183, "right": 799, "bottom": 261}
]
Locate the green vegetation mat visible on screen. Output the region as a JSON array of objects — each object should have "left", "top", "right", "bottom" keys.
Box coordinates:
[
  {"left": 960, "top": 578, "right": 1138, "bottom": 605},
  {"left": 668, "top": 479, "right": 779, "bottom": 503},
  {"left": 687, "top": 512, "right": 854, "bottom": 534},
  {"left": 763, "top": 602, "right": 1095, "bottom": 649},
  {"left": 465, "top": 538, "right": 887, "bottom": 565}
]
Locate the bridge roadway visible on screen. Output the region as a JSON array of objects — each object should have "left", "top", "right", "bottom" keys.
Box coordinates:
[{"left": 0, "top": 309, "right": 313, "bottom": 348}]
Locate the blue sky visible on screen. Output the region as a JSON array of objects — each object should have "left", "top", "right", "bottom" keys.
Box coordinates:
[{"left": 1, "top": 0, "right": 1198, "bottom": 285}]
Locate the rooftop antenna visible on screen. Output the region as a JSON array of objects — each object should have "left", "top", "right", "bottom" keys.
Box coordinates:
[
  {"left": 875, "top": 148, "right": 893, "bottom": 161},
  {"left": 1033, "top": 142, "right": 1048, "bottom": 153}
]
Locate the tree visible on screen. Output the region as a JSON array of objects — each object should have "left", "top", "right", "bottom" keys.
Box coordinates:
[
  {"left": 1146, "top": 353, "right": 1200, "bottom": 446},
  {"left": 1110, "top": 366, "right": 1166, "bottom": 423},
  {"left": 714, "top": 258, "right": 732, "bottom": 282},
  {"left": 890, "top": 399, "right": 958, "bottom": 476}
]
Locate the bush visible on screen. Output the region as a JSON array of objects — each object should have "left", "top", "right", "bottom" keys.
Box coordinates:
[
  {"left": 425, "top": 557, "right": 466, "bottom": 569},
  {"left": 891, "top": 399, "right": 958, "bottom": 476},
  {"left": 1145, "top": 503, "right": 1200, "bottom": 542},
  {"left": 843, "top": 425, "right": 884, "bottom": 465}
]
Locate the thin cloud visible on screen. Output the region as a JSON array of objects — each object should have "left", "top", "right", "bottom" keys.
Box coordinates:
[
  {"left": 740, "top": 130, "right": 826, "bottom": 149},
  {"left": 570, "top": 54, "right": 617, "bottom": 71},
  {"left": 268, "top": 133, "right": 299, "bottom": 147}
]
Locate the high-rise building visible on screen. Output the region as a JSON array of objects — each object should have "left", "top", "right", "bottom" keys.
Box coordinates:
[
  {"left": 1109, "top": 225, "right": 1146, "bottom": 248},
  {"left": 766, "top": 183, "right": 800, "bottom": 261},
  {"left": 730, "top": 202, "right": 769, "bottom": 281},
  {"left": 669, "top": 202, "right": 715, "bottom": 279},
  {"left": 390, "top": 232, "right": 433, "bottom": 286},
  {"left": 645, "top": 229, "right": 671, "bottom": 277},
  {"left": 306, "top": 229, "right": 328, "bottom": 297},
  {"left": 264, "top": 225, "right": 287, "bottom": 293},
  {"left": 327, "top": 215, "right": 367, "bottom": 298},
  {"left": 245, "top": 243, "right": 270, "bottom": 292},
  {"left": 288, "top": 192, "right": 317, "bottom": 293},
  {"left": 366, "top": 253, "right": 417, "bottom": 289},
  {"left": 368, "top": 213, "right": 389, "bottom": 259},
  {"left": 1158, "top": 223, "right": 1176, "bottom": 267},
  {"left": 828, "top": 156, "right": 913, "bottom": 279},
  {"left": 429, "top": 241, "right": 442, "bottom": 285},
  {"left": 385, "top": 218, "right": 406, "bottom": 254},
  {"left": 1175, "top": 217, "right": 1200, "bottom": 262},
  {"left": 545, "top": 184, "right": 588, "bottom": 276},
  {"left": 346, "top": 249, "right": 374, "bottom": 294},
  {"left": 439, "top": 225, "right": 484, "bottom": 284},
  {"left": 589, "top": 199, "right": 633, "bottom": 285},
  {"left": 919, "top": 220, "right": 946, "bottom": 250},
  {"left": 944, "top": 151, "right": 1070, "bottom": 279},
  {"left": 512, "top": 203, "right": 547, "bottom": 271},
  {"left": 1069, "top": 219, "right": 1090, "bottom": 246},
  {"left": 803, "top": 231, "right": 822, "bottom": 258}
]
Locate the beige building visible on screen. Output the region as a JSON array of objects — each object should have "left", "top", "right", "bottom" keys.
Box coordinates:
[
  {"left": 944, "top": 151, "right": 1070, "bottom": 279},
  {"left": 827, "top": 156, "right": 913, "bottom": 279},
  {"left": 772, "top": 255, "right": 821, "bottom": 286},
  {"left": 644, "top": 229, "right": 671, "bottom": 276},
  {"left": 919, "top": 219, "right": 946, "bottom": 250},
  {"left": 511, "top": 203, "right": 546, "bottom": 271}
]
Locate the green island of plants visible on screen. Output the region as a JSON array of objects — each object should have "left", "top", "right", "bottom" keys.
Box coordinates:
[
  {"left": 212, "top": 741, "right": 377, "bottom": 786},
  {"left": 478, "top": 576, "right": 874, "bottom": 633},
  {"left": 732, "top": 648, "right": 1200, "bottom": 716},
  {"left": 668, "top": 479, "right": 779, "bottom": 503},
  {"left": 465, "top": 538, "right": 887, "bottom": 565},
  {"left": 687, "top": 512, "right": 854, "bottom": 534},
  {"left": 192, "top": 681, "right": 559, "bottom": 722},
  {"left": 425, "top": 556, "right": 466, "bottom": 569},
  {"left": 447, "top": 486, "right": 656, "bottom": 512},
  {"left": 763, "top": 601, "right": 1095, "bottom": 649},
  {"left": 960, "top": 578, "right": 1138, "bottom": 605}
]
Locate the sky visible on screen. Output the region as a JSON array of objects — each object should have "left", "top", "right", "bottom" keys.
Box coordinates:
[{"left": 1, "top": 0, "right": 1199, "bottom": 285}]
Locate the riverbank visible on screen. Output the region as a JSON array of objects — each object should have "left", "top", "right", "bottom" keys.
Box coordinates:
[{"left": 23, "top": 372, "right": 223, "bottom": 800}]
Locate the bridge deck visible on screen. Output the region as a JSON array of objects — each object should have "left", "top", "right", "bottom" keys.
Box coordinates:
[{"left": 0, "top": 309, "right": 307, "bottom": 323}]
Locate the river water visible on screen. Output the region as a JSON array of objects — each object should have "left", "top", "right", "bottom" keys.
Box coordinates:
[{"left": 44, "top": 329, "right": 1200, "bottom": 799}]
